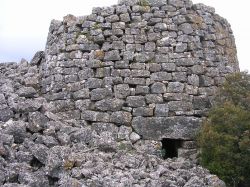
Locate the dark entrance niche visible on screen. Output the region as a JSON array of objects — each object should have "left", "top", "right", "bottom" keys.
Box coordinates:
[{"left": 161, "top": 138, "right": 183, "bottom": 159}]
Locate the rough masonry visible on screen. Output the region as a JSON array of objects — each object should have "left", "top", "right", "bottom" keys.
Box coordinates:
[
  {"left": 44, "top": 0, "right": 238, "bottom": 140},
  {"left": 0, "top": 0, "right": 238, "bottom": 186}
]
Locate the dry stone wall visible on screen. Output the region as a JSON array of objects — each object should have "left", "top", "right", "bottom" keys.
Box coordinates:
[{"left": 43, "top": 0, "right": 238, "bottom": 141}]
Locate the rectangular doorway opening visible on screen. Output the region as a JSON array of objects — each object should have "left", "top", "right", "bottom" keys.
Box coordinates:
[{"left": 161, "top": 138, "right": 183, "bottom": 159}]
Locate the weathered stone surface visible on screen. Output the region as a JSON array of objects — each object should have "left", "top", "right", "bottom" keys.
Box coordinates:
[
  {"left": 147, "top": 0, "right": 167, "bottom": 7},
  {"left": 124, "top": 77, "right": 146, "bottom": 85},
  {"left": 110, "top": 111, "right": 132, "bottom": 126},
  {"left": 168, "top": 101, "right": 193, "bottom": 112},
  {"left": 90, "top": 88, "right": 112, "bottom": 101},
  {"left": 155, "top": 104, "right": 169, "bottom": 117},
  {"left": 193, "top": 96, "right": 211, "bottom": 110},
  {"left": 175, "top": 43, "right": 187, "bottom": 53},
  {"left": 81, "top": 110, "right": 110, "bottom": 122},
  {"left": 133, "top": 107, "right": 154, "bottom": 117},
  {"left": 179, "top": 23, "right": 193, "bottom": 34},
  {"left": 114, "top": 84, "right": 130, "bottom": 99},
  {"left": 85, "top": 78, "right": 103, "bottom": 88},
  {"left": 151, "top": 72, "right": 172, "bottom": 81},
  {"left": 104, "top": 50, "right": 121, "bottom": 61},
  {"left": 129, "top": 132, "right": 141, "bottom": 143},
  {"left": 30, "top": 143, "right": 49, "bottom": 164},
  {"left": 30, "top": 51, "right": 45, "bottom": 65},
  {"left": 167, "top": 82, "right": 185, "bottom": 93},
  {"left": 135, "top": 85, "right": 149, "bottom": 95},
  {"left": 4, "top": 120, "right": 26, "bottom": 143},
  {"left": 126, "top": 96, "right": 146, "bottom": 107},
  {"left": 73, "top": 89, "right": 90, "bottom": 100},
  {"left": 150, "top": 82, "right": 167, "bottom": 94},
  {"left": 17, "top": 87, "right": 37, "bottom": 98},
  {"left": 146, "top": 94, "right": 163, "bottom": 104},
  {"left": 132, "top": 117, "right": 201, "bottom": 140},
  {"left": 27, "top": 112, "right": 49, "bottom": 133},
  {"left": 95, "top": 98, "right": 124, "bottom": 111},
  {"left": 0, "top": 108, "right": 13, "bottom": 122}
]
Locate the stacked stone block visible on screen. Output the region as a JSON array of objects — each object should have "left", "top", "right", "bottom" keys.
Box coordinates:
[{"left": 43, "top": 0, "right": 238, "bottom": 142}]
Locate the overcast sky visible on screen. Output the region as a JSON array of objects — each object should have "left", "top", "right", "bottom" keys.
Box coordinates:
[{"left": 0, "top": 0, "right": 249, "bottom": 71}]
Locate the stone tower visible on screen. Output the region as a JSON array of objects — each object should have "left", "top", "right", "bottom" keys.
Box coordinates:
[{"left": 43, "top": 0, "right": 238, "bottom": 148}]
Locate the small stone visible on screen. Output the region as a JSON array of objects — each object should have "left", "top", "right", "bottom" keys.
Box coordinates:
[
  {"left": 124, "top": 77, "right": 146, "bottom": 85},
  {"left": 30, "top": 51, "right": 45, "bottom": 65},
  {"left": 105, "top": 15, "right": 120, "bottom": 22},
  {"left": 146, "top": 94, "right": 163, "bottom": 104},
  {"left": 120, "top": 13, "right": 131, "bottom": 22},
  {"left": 155, "top": 104, "right": 169, "bottom": 117},
  {"left": 193, "top": 96, "right": 211, "bottom": 110},
  {"left": 0, "top": 107, "right": 13, "bottom": 122},
  {"left": 72, "top": 89, "right": 90, "bottom": 100},
  {"left": 154, "top": 23, "right": 168, "bottom": 31},
  {"left": 110, "top": 111, "right": 132, "bottom": 126},
  {"left": 167, "top": 82, "right": 185, "bottom": 93},
  {"left": 28, "top": 112, "right": 49, "bottom": 133},
  {"left": 135, "top": 86, "right": 149, "bottom": 95},
  {"left": 126, "top": 96, "right": 146, "bottom": 107},
  {"left": 148, "top": 63, "right": 161, "bottom": 72},
  {"left": 95, "top": 98, "right": 124, "bottom": 111},
  {"left": 90, "top": 88, "right": 112, "bottom": 101},
  {"left": 78, "top": 68, "right": 94, "bottom": 80},
  {"left": 115, "top": 84, "right": 130, "bottom": 99},
  {"left": 145, "top": 42, "right": 156, "bottom": 52},
  {"left": 129, "top": 132, "right": 141, "bottom": 143},
  {"left": 17, "top": 86, "right": 37, "bottom": 98},
  {"left": 81, "top": 110, "right": 110, "bottom": 122},
  {"left": 131, "top": 70, "right": 150, "bottom": 77},
  {"left": 117, "top": 126, "right": 132, "bottom": 140},
  {"left": 30, "top": 143, "right": 49, "bottom": 164},
  {"left": 175, "top": 43, "right": 187, "bottom": 53},
  {"left": 151, "top": 72, "right": 172, "bottom": 81},
  {"left": 185, "top": 74, "right": 197, "bottom": 85},
  {"left": 133, "top": 107, "right": 154, "bottom": 117},
  {"left": 85, "top": 78, "right": 103, "bottom": 88},
  {"left": 4, "top": 120, "right": 27, "bottom": 143},
  {"left": 112, "top": 22, "right": 126, "bottom": 29},
  {"left": 179, "top": 23, "right": 193, "bottom": 34},
  {"left": 162, "top": 63, "right": 176, "bottom": 72},
  {"left": 151, "top": 82, "right": 167, "bottom": 94},
  {"left": 104, "top": 50, "right": 121, "bottom": 61},
  {"left": 147, "top": 0, "right": 167, "bottom": 7},
  {"left": 168, "top": 101, "right": 192, "bottom": 111}
]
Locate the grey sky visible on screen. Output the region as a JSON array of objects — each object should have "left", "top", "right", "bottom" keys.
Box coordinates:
[{"left": 0, "top": 0, "right": 249, "bottom": 71}]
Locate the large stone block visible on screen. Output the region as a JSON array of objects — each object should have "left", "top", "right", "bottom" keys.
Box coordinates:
[{"left": 132, "top": 116, "right": 201, "bottom": 140}]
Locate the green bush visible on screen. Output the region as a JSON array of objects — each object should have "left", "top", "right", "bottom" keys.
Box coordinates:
[{"left": 197, "top": 72, "right": 250, "bottom": 187}]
